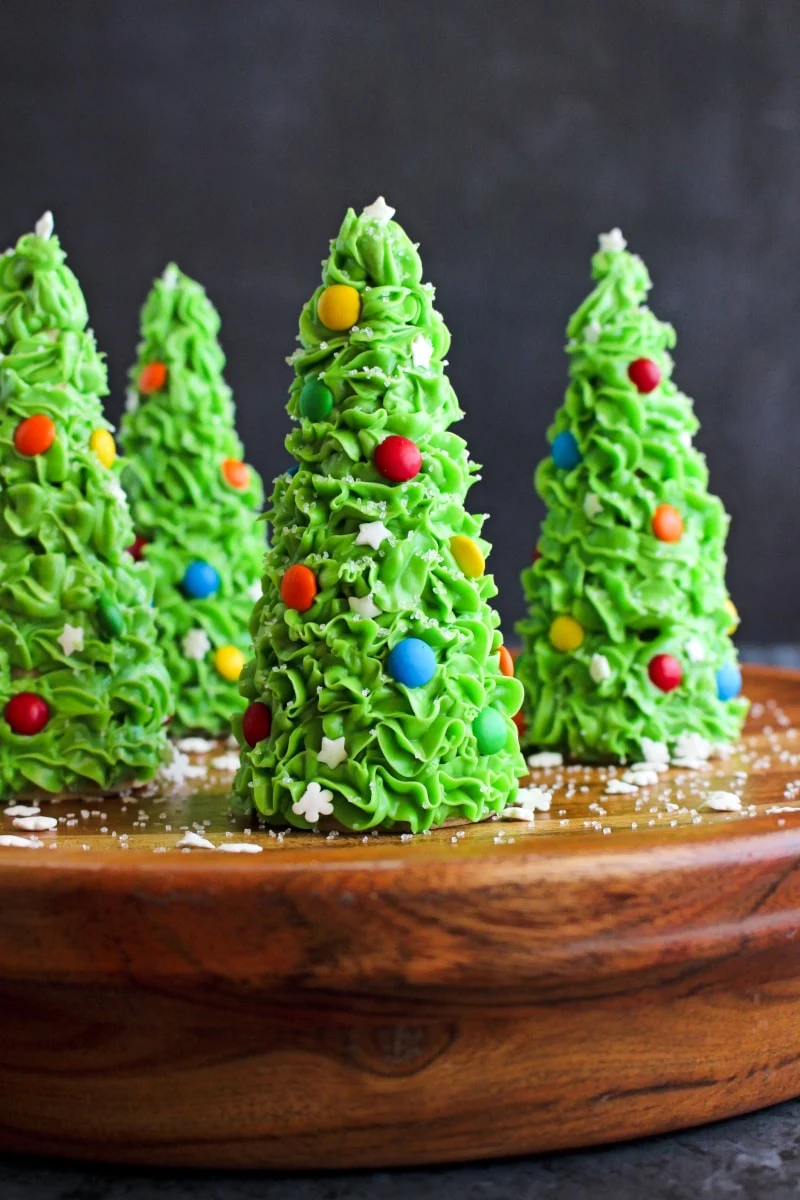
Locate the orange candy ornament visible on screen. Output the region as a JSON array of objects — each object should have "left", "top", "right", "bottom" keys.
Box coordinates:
[
  {"left": 280, "top": 564, "right": 318, "bottom": 612},
  {"left": 498, "top": 645, "right": 514, "bottom": 677},
  {"left": 222, "top": 458, "right": 250, "bottom": 489},
  {"left": 139, "top": 362, "right": 168, "bottom": 394},
  {"left": 652, "top": 504, "right": 683, "bottom": 543},
  {"left": 14, "top": 414, "right": 56, "bottom": 457}
]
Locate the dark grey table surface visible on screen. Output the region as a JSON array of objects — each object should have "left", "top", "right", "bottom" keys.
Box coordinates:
[{"left": 1, "top": 644, "right": 796, "bottom": 1200}]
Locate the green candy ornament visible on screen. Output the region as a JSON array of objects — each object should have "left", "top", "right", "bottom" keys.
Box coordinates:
[
  {"left": 299, "top": 377, "right": 334, "bottom": 422},
  {"left": 473, "top": 706, "right": 507, "bottom": 755}
]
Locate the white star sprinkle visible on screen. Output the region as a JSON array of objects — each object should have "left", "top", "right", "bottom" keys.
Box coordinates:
[
  {"left": 162, "top": 264, "right": 179, "bottom": 289},
  {"left": 673, "top": 732, "right": 712, "bottom": 762},
  {"left": 686, "top": 637, "right": 705, "bottom": 663},
  {"left": 527, "top": 751, "right": 563, "bottom": 768},
  {"left": 182, "top": 628, "right": 211, "bottom": 661},
  {"left": 411, "top": 335, "right": 434, "bottom": 369},
  {"left": 678, "top": 430, "right": 693, "bottom": 449},
  {"left": 318, "top": 736, "right": 348, "bottom": 769},
  {"left": 356, "top": 520, "right": 391, "bottom": 549},
  {"left": 584, "top": 320, "right": 602, "bottom": 343},
  {"left": 57, "top": 624, "right": 84, "bottom": 657},
  {"left": 349, "top": 593, "right": 381, "bottom": 620},
  {"left": 641, "top": 737, "right": 669, "bottom": 764},
  {"left": 35, "top": 211, "right": 54, "bottom": 240},
  {"left": 515, "top": 785, "right": 552, "bottom": 812},
  {"left": 124, "top": 389, "right": 139, "bottom": 413},
  {"left": 584, "top": 493, "right": 602, "bottom": 518},
  {"left": 248, "top": 580, "right": 262, "bottom": 602},
  {"left": 361, "top": 196, "right": 396, "bottom": 223},
  {"left": 292, "top": 781, "right": 334, "bottom": 823},
  {"left": 598, "top": 227, "right": 626, "bottom": 253},
  {"left": 590, "top": 653, "right": 611, "bottom": 683}
]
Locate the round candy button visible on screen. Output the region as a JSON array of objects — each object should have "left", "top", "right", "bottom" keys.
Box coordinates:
[
  {"left": 317, "top": 284, "right": 361, "bottom": 331},
  {"left": 652, "top": 504, "right": 683, "bottom": 543},
  {"left": 90, "top": 428, "right": 116, "bottom": 468},
  {"left": 182, "top": 561, "right": 221, "bottom": 600},
  {"left": 551, "top": 430, "right": 582, "bottom": 470},
  {"left": 717, "top": 661, "right": 742, "bottom": 701},
  {"left": 450, "top": 535, "right": 485, "bottom": 578},
  {"left": 14, "top": 414, "right": 56, "bottom": 457},
  {"left": 628, "top": 358, "right": 661, "bottom": 394},
  {"left": 498, "top": 645, "right": 514, "bottom": 677},
  {"left": 648, "top": 653, "right": 682, "bottom": 693},
  {"left": 127, "top": 534, "right": 148, "bottom": 562},
  {"left": 386, "top": 638, "right": 436, "bottom": 688},
  {"left": 222, "top": 458, "right": 250, "bottom": 489},
  {"left": 280, "top": 564, "right": 318, "bottom": 612},
  {"left": 374, "top": 435, "right": 422, "bottom": 483},
  {"left": 549, "top": 615, "right": 584, "bottom": 652},
  {"left": 214, "top": 644, "right": 245, "bottom": 681},
  {"left": 4, "top": 692, "right": 49, "bottom": 736},
  {"left": 299, "top": 378, "right": 334, "bottom": 422},
  {"left": 139, "top": 362, "right": 168, "bottom": 394},
  {"left": 242, "top": 701, "right": 271, "bottom": 747},
  {"left": 97, "top": 596, "right": 126, "bottom": 638},
  {"left": 725, "top": 598, "right": 739, "bottom": 634},
  {"left": 473, "top": 706, "right": 507, "bottom": 755}
]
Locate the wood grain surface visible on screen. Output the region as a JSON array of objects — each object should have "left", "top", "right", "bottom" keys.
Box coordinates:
[{"left": 1, "top": 664, "right": 800, "bottom": 1169}]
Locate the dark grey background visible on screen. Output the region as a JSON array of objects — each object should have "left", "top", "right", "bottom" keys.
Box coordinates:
[{"left": 3, "top": 0, "right": 798, "bottom": 643}]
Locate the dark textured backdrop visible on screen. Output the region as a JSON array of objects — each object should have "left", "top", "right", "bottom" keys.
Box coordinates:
[{"left": 3, "top": 0, "right": 798, "bottom": 641}]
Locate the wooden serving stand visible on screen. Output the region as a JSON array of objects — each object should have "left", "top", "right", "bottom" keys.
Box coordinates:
[{"left": 0, "top": 664, "right": 799, "bottom": 1169}]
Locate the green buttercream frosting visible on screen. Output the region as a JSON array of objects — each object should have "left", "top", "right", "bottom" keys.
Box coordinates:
[
  {"left": 0, "top": 218, "right": 171, "bottom": 798},
  {"left": 120, "top": 265, "right": 265, "bottom": 737},
  {"left": 516, "top": 232, "right": 748, "bottom": 761},
  {"left": 232, "top": 204, "right": 525, "bottom": 832}
]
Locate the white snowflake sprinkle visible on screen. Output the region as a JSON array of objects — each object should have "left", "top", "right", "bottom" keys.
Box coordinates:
[
  {"left": 35, "top": 211, "right": 54, "bottom": 239},
  {"left": 527, "top": 751, "right": 563, "bottom": 768},
  {"left": 182, "top": 628, "right": 211, "bottom": 661},
  {"left": 673, "top": 732, "right": 712, "bottom": 762},
  {"left": 515, "top": 785, "right": 552, "bottom": 812},
  {"left": 125, "top": 389, "right": 139, "bottom": 413},
  {"left": 292, "top": 781, "right": 334, "bottom": 823},
  {"left": 176, "top": 830, "right": 215, "bottom": 850},
  {"left": 641, "top": 738, "right": 670, "bottom": 765},
  {"left": 411, "top": 335, "right": 434, "bottom": 369},
  {"left": 13, "top": 815, "right": 57, "bottom": 832},
  {"left": 686, "top": 637, "right": 705, "bottom": 664},
  {"left": 703, "top": 791, "right": 742, "bottom": 812},
  {"left": 584, "top": 320, "right": 602, "bottom": 343},
  {"left": 216, "top": 842, "right": 264, "bottom": 854}
]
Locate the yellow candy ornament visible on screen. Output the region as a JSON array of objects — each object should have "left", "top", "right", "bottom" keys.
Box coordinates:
[
  {"left": 317, "top": 284, "right": 360, "bottom": 331},
  {"left": 90, "top": 428, "right": 116, "bottom": 468},
  {"left": 214, "top": 645, "right": 245, "bottom": 682},
  {"left": 450, "top": 534, "right": 485, "bottom": 578},
  {"left": 725, "top": 598, "right": 739, "bottom": 635},
  {"left": 550, "top": 615, "right": 584, "bottom": 652}
]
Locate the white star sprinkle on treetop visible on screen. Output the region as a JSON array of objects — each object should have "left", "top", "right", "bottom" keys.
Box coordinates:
[
  {"left": 411, "top": 335, "right": 434, "bottom": 369},
  {"left": 598, "top": 227, "right": 627, "bottom": 253},
  {"left": 35, "top": 211, "right": 54, "bottom": 240},
  {"left": 182, "top": 628, "right": 211, "bottom": 661},
  {"left": 57, "top": 624, "right": 84, "bottom": 657},
  {"left": 356, "top": 520, "right": 391, "bottom": 549},
  {"left": 292, "top": 781, "right": 335, "bottom": 823},
  {"left": 348, "top": 593, "right": 381, "bottom": 620},
  {"left": 318, "top": 736, "right": 348, "bottom": 769},
  {"left": 361, "top": 196, "right": 396, "bottom": 223},
  {"left": 584, "top": 320, "right": 601, "bottom": 343}
]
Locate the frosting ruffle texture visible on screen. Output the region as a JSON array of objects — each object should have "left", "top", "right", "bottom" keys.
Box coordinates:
[
  {"left": 516, "top": 237, "right": 748, "bottom": 761},
  {"left": 232, "top": 206, "right": 525, "bottom": 832},
  {"left": 0, "top": 225, "right": 171, "bottom": 798},
  {"left": 120, "top": 265, "right": 265, "bottom": 736}
]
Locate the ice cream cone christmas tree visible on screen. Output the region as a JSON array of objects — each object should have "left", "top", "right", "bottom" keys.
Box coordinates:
[
  {"left": 0, "top": 214, "right": 171, "bottom": 799},
  {"left": 232, "top": 198, "right": 524, "bottom": 831},
  {"left": 516, "top": 229, "right": 747, "bottom": 762},
  {"left": 120, "top": 265, "right": 265, "bottom": 737}
]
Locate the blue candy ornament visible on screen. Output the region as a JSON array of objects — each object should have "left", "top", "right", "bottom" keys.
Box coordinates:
[
  {"left": 551, "top": 430, "right": 582, "bottom": 470},
  {"left": 716, "top": 661, "right": 742, "bottom": 701},
  {"left": 386, "top": 638, "right": 436, "bottom": 688},
  {"left": 182, "top": 560, "right": 221, "bottom": 600}
]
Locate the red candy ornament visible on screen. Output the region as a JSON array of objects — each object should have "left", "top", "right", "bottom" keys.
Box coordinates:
[
  {"left": 5, "top": 692, "right": 49, "bottom": 736},
  {"left": 139, "top": 362, "right": 168, "bottom": 394},
  {"left": 648, "top": 653, "right": 682, "bottom": 693},
  {"left": 512, "top": 708, "right": 525, "bottom": 736},
  {"left": 242, "top": 701, "right": 271, "bottom": 747},
  {"left": 628, "top": 358, "right": 662, "bottom": 394},
  {"left": 127, "top": 534, "right": 148, "bottom": 562},
  {"left": 374, "top": 435, "right": 422, "bottom": 483}
]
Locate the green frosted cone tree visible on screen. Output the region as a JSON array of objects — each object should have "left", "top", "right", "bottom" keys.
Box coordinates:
[
  {"left": 232, "top": 198, "right": 525, "bottom": 832},
  {"left": 0, "top": 213, "right": 171, "bottom": 799},
  {"left": 120, "top": 265, "right": 265, "bottom": 737},
  {"left": 516, "top": 228, "right": 748, "bottom": 762}
]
